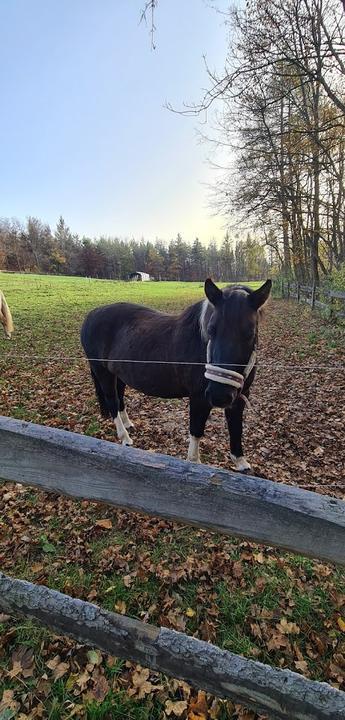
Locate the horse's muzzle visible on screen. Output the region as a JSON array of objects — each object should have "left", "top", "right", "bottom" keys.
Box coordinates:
[{"left": 205, "top": 382, "right": 238, "bottom": 409}]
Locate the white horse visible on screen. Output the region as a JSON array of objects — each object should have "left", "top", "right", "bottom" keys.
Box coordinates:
[{"left": 0, "top": 291, "right": 14, "bottom": 339}]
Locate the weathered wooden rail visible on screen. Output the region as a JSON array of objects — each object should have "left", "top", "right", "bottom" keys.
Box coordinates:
[
  {"left": 0, "top": 416, "right": 345, "bottom": 718},
  {"left": 1, "top": 573, "right": 344, "bottom": 720},
  {"left": 278, "top": 279, "right": 345, "bottom": 320}
]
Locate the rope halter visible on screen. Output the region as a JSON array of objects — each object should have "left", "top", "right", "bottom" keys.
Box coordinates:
[{"left": 204, "top": 342, "right": 257, "bottom": 391}]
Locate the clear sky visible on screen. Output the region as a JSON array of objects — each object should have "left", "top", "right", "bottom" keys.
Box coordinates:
[{"left": 0, "top": 0, "right": 231, "bottom": 244}]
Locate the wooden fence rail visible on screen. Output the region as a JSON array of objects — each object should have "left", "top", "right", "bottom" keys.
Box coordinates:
[
  {"left": 1, "top": 572, "right": 344, "bottom": 720},
  {"left": 277, "top": 279, "right": 345, "bottom": 319},
  {"left": 1, "top": 417, "right": 345, "bottom": 565},
  {"left": 1, "top": 416, "right": 345, "bottom": 718}
]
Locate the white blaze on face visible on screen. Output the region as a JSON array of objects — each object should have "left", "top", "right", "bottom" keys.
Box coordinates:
[
  {"left": 187, "top": 435, "right": 201, "bottom": 463},
  {"left": 199, "top": 300, "right": 212, "bottom": 342},
  {"left": 114, "top": 415, "right": 133, "bottom": 446},
  {"left": 120, "top": 409, "right": 134, "bottom": 429}
]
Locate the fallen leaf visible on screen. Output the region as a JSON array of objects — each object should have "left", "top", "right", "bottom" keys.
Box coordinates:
[
  {"left": 0, "top": 613, "right": 11, "bottom": 623},
  {"left": 294, "top": 660, "right": 310, "bottom": 675},
  {"left": 46, "top": 655, "right": 61, "bottom": 671},
  {"left": 337, "top": 617, "right": 345, "bottom": 632},
  {"left": 95, "top": 519, "right": 112, "bottom": 529},
  {"left": 75, "top": 670, "right": 91, "bottom": 690},
  {"left": 114, "top": 600, "right": 127, "bottom": 614},
  {"left": 276, "top": 617, "right": 300, "bottom": 635},
  {"left": 128, "top": 666, "right": 157, "bottom": 699},
  {"left": 123, "top": 574, "right": 133, "bottom": 587},
  {"left": 188, "top": 690, "right": 208, "bottom": 719},
  {"left": 50, "top": 661, "right": 69, "bottom": 681},
  {"left": 87, "top": 649, "right": 102, "bottom": 666},
  {"left": 267, "top": 633, "right": 291, "bottom": 651},
  {"left": 89, "top": 671, "right": 109, "bottom": 702},
  {"left": 8, "top": 646, "right": 34, "bottom": 679},
  {"left": 165, "top": 699, "right": 188, "bottom": 717},
  {"left": 186, "top": 607, "right": 196, "bottom": 618},
  {"left": 209, "top": 698, "right": 222, "bottom": 719},
  {"left": 0, "top": 688, "right": 20, "bottom": 715},
  {"left": 232, "top": 561, "right": 243, "bottom": 578}
]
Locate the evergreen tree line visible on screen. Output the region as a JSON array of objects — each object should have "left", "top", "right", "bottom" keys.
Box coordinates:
[{"left": 0, "top": 216, "right": 271, "bottom": 281}]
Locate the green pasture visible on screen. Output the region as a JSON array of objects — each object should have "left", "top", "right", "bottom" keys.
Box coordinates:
[{"left": 0, "top": 272, "right": 260, "bottom": 356}]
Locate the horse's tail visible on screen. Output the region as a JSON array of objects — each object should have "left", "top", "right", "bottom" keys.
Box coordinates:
[{"left": 0, "top": 291, "right": 14, "bottom": 339}]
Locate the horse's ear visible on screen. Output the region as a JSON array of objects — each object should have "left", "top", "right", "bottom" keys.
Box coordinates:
[
  {"left": 250, "top": 279, "right": 272, "bottom": 310},
  {"left": 205, "top": 278, "right": 223, "bottom": 306}
]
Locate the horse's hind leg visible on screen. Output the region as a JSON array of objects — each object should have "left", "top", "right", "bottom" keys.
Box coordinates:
[
  {"left": 117, "top": 379, "right": 134, "bottom": 429},
  {"left": 91, "top": 368, "right": 109, "bottom": 418},
  {"left": 188, "top": 396, "right": 211, "bottom": 463},
  {"left": 90, "top": 364, "right": 133, "bottom": 446}
]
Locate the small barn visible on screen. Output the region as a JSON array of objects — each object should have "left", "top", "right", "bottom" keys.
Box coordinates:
[{"left": 129, "top": 271, "right": 151, "bottom": 282}]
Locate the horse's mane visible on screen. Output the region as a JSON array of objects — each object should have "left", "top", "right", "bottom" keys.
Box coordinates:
[{"left": 178, "top": 300, "right": 205, "bottom": 333}]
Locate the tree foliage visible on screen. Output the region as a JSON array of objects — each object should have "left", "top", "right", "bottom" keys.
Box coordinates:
[
  {"left": 203, "top": 0, "right": 345, "bottom": 284},
  {"left": 0, "top": 215, "right": 270, "bottom": 281}
]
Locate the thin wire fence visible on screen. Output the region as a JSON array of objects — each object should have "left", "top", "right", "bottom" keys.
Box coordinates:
[{"left": 0, "top": 354, "right": 344, "bottom": 371}]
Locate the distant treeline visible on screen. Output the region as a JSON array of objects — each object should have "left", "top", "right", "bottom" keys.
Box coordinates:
[{"left": 0, "top": 216, "right": 272, "bottom": 281}]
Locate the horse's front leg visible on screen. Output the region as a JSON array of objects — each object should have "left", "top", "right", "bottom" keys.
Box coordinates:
[
  {"left": 187, "top": 396, "right": 211, "bottom": 463},
  {"left": 225, "top": 395, "right": 251, "bottom": 473}
]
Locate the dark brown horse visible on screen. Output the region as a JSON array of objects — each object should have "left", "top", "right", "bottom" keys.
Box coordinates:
[{"left": 81, "top": 279, "right": 271, "bottom": 471}]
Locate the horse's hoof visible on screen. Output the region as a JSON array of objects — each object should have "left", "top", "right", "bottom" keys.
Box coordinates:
[
  {"left": 230, "top": 455, "right": 251, "bottom": 473},
  {"left": 122, "top": 437, "right": 133, "bottom": 446}
]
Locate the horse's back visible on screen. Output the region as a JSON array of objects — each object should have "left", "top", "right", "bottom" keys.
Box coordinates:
[
  {"left": 81, "top": 302, "right": 175, "bottom": 358},
  {"left": 81, "top": 300, "right": 205, "bottom": 398}
]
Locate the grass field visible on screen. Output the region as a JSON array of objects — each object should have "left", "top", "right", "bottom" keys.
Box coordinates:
[
  {"left": 0, "top": 273, "right": 260, "bottom": 358},
  {"left": 0, "top": 272, "right": 344, "bottom": 719}
]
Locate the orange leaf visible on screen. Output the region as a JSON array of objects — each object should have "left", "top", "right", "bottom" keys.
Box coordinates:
[
  {"left": 188, "top": 690, "right": 208, "bottom": 719},
  {"left": 95, "top": 519, "right": 112, "bottom": 529}
]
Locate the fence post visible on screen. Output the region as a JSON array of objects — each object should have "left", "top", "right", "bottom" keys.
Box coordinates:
[
  {"left": 297, "top": 282, "right": 300, "bottom": 303},
  {"left": 311, "top": 284, "right": 316, "bottom": 310}
]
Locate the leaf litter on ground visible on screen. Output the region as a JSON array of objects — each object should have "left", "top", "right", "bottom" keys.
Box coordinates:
[{"left": 0, "top": 277, "right": 344, "bottom": 718}]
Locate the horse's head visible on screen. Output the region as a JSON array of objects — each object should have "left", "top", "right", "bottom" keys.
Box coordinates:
[{"left": 203, "top": 279, "right": 271, "bottom": 408}]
